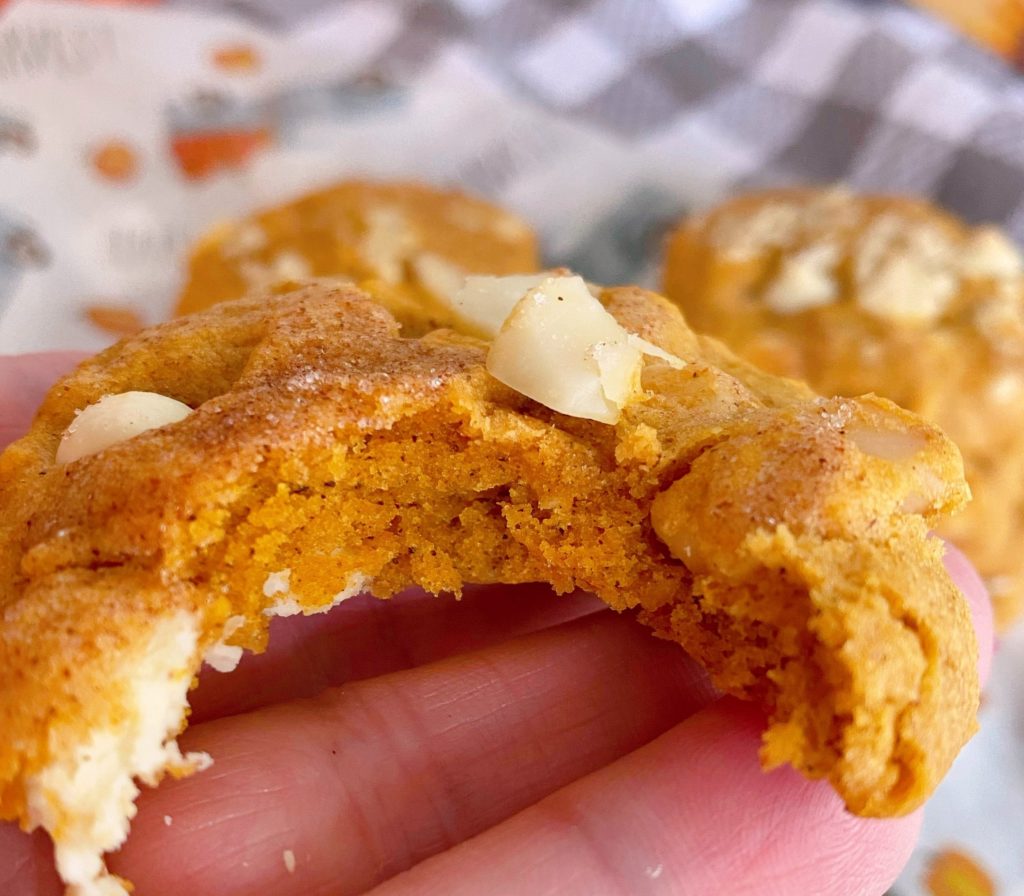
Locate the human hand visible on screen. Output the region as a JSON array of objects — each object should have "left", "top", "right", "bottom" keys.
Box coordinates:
[{"left": 0, "top": 353, "right": 994, "bottom": 896}]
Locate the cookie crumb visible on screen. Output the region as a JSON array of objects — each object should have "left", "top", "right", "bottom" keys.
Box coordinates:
[{"left": 283, "top": 849, "right": 296, "bottom": 874}]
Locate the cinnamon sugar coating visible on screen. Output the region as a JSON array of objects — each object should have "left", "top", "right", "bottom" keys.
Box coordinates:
[{"left": 0, "top": 281, "right": 978, "bottom": 893}]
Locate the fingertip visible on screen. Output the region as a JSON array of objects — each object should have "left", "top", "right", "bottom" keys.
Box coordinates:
[
  {"left": 695, "top": 701, "right": 922, "bottom": 895},
  {"left": 666, "top": 700, "right": 923, "bottom": 896},
  {"left": 942, "top": 542, "right": 994, "bottom": 686},
  {"left": 373, "top": 696, "right": 923, "bottom": 896},
  {"left": 0, "top": 823, "right": 62, "bottom": 896},
  {"left": 0, "top": 352, "right": 89, "bottom": 449}
]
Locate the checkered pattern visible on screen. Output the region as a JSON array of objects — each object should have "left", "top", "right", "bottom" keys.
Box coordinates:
[
  {"left": 167, "top": 0, "right": 1024, "bottom": 274},
  {"left": 199, "top": 0, "right": 1024, "bottom": 236}
]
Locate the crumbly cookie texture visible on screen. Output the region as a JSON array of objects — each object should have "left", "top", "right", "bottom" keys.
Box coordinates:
[
  {"left": 0, "top": 281, "right": 977, "bottom": 896},
  {"left": 664, "top": 185, "right": 1024, "bottom": 628},
  {"left": 176, "top": 179, "right": 539, "bottom": 331}
]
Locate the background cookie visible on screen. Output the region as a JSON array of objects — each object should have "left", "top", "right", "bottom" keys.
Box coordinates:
[
  {"left": 177, "top": 180, "right": 539, "bottom": 333},
  {"left": 663, "top": 187, "right": 1024, "bottom": 628}
]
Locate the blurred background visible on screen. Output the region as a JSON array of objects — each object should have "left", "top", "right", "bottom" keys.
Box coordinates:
[{"left": 2, "top": 1, "right": 1023, "bottom": 894}]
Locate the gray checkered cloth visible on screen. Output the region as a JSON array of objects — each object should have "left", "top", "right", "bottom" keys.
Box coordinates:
[{"left": 173, "top": 0, "right": 1024, "bottom": 267}]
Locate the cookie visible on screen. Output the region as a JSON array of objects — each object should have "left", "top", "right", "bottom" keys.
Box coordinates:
[
  {"left": 664, "top": 186, "right": 1024, "bottom": 628},
  {"left": 0, "top": 276, "right": 978, "bottom": 896},
  {"left": 177, "top": 179, "right": 539, "bottom": 333}
]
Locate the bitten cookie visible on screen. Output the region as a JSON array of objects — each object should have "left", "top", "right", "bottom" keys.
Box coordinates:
[
  {"left": 0, "top": 276, "right": 978, "bottom": 896},
  {"left": 177, "top": 179, "right": 540, "bottom": 332},
  {"left": 664, "top": 186, "right": 1024, "bottom": 627}
]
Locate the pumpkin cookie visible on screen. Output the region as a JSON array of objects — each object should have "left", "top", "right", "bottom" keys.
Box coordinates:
[
  {"left": 177, "top": 179, "right": 539, "bottom": 333},
  {"left": 0, "top": 276, "right": 978, "bottom": 896},
  {"left": 664, "top": 186, "right": 1024, "bottom": 627}
]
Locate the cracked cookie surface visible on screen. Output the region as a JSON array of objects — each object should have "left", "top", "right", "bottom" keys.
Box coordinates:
[{"left": 0, "top": 280, "right": 978, "bottom": 895}]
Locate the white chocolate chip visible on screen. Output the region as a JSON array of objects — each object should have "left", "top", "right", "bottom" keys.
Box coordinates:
[
  {"left": 262, "top": 569, "right": 291, "bottom": 598},
  {"left": 283, "top": 849, "right": 296, "bottom": 874},
  {"left": 900, "top": 469, "right": 946, "bottom": 515},
  {"left": 450, "top": 273, "right": 553, "bottom": 337},
  {"left": 221, "top": 222, "right": 268, "bottom": 258},
  {"left": 203, "top": 615, "right": 246, "bottom": 674},
  {"left": 56, "top": 392, "right": 192, "bottom": 464},
  {"left": 262, "top": 570, "right": 368, "bottom": 617},
  {"left": 960, "top": 227, "right": 1023, "bottom": 280},
  {"left": 711, "top": 187, "right": 857, "bottom": 262},
  {"left": 485, "top": 275, "right": 684, "bottom": 425},
  {"left": 271, "top": 250, "right": 312, "bottom": 282},
  {"left": 846, "top": 426, "right": 926, "bottom": 462},
  {"left": 987, "top": 371, "right": 1024, "bottom": 404},
  {"left": 856, "top": 254, "right": 956, "bottom": 324},
  {"left": 711, "top": 202, "right": 803, "bottom": 260},
  {"left": 239, "top": 251, "right": 312, "bottom": 291},
  {"left": 410, "top": 252, "right": 467, "bottom": 305},
  {"left": 974, "top": 283, "right": 1024, "bottom": 354},
  {"left": 854, "top": 215, "right": 958, "bottom": 324},
  {"left": 627, "top": 334, "right": 685, "bottom": 369},
  {"left": 359, "top": 206, "right": 419, "bottom": 283},
  {"left": 762, "top": 242, "right": 840, "bottom": 313}
]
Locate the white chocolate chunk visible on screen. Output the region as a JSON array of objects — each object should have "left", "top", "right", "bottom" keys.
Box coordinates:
[
  {"left": 26, "top": 612, "right": 204, "bottom": 896},
  {"left": 410, "top": 252, "right": 467, "bottom": 305},
  {"left": 56, "top": 392, "right": 192, "bottom": 464},
  {"left": 974, "top": 282, "right": 1024, "bottom": 354},
  {"left": 987, "top": 371, "right": 1024, "bottom": 404},
  {"left": 238, "top": 251, "right": 312, "bottom": 292},
  {"left": 263, "top": 570, "right": 368, "bottom": 617},
  {"left": 763, "top": 242, "right": 840, "bottom": 313},
  {"left": 486, "top": 276, "right": 684, "bottom": 424},
  {"left": 846, "top": 426, "right": 926, "bottom": 462},
  {"left": 960, "top": 227, "right": 1024, "bottom": 280},
  {"left": 450, "top": 273, "right": 553, "bottom": 337},
  {"left": 856, "top": 254, "right": 956, "bottom": 324},
  {"left": 203, "top": 615, "right": 246, "bottom": 674},
  {"left": 221, "top": 222, "right": 268, "bottom": 258},
  {"left": 853, "top": 215, "right": 958, "bottom": 324},
  {"left": 626, "top": 334, "right": 685, "bottom": 369},
  {"left": 711, "top": 202, "right": 803, "bottom": 260},
  {"left": 270, "top": 250, "right": 313, "bottom": 282},
  {"left": 359, "top": 205, "right": 419, "bottom": 283},
  {"left": 262, "top": 569, "right": 291, "bottom": 598}
]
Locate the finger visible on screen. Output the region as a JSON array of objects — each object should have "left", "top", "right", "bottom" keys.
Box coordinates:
[
  {"left": 190, "top": 585, "right": 605, "bottom": 723},
  {"left": 0, "top": 352, "right": 86, "bottom": 448},
  {"left": 1, "top": 544, "right": 994, "bottom": 893},
  {"left": 943, "top": 542, "right": 994, "bottom": 685},
  {"left": 368, "top": 699, "right": 921, "bottom": 896},
  {"left": 0, "top": 827, "right": 60, "bottom": 896},
  {"left": 367, "top": 552, "right": 994, "bottom": 896},
  {"left": 108, "top": 611, "right": 718, "bottom": 896}
]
